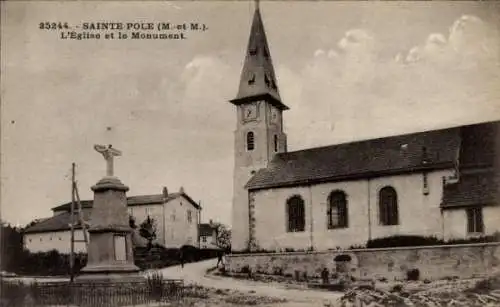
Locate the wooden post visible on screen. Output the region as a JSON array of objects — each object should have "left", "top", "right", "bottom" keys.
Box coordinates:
[
  {"left": 70, "top": 163, "right": 75, "bottom": 282},
  {"left": 198, "top": 201, "right": 202, "bottom": 249}
]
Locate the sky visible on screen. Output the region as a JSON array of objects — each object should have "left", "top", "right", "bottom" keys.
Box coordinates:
[{"left": 2, "top": 1, "right": 500, "bottom": 228}]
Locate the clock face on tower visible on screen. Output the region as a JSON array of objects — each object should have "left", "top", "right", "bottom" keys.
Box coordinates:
[{"left": 242, "top": 103, "right": 258, "bottom": 121}]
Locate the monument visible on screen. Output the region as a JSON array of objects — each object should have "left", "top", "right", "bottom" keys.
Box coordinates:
[{"left": 76, "top": 144, "right": 141, "bottom": 282}]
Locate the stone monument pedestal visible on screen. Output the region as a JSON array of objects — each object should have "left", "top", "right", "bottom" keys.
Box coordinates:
[{"left": 76, "top": 176, "right": 142, "bottom": 283}]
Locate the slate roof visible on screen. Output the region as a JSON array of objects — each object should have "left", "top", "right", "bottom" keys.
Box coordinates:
[
  {"left": 441, "top": 168, "right": 500, "bottom": 208},
  {"left": 199, "top": 223, "right": 217, "bottom": 237},
  {"left": 246, "top": 126, "right": 464, "bottom": 190},
  {"left": 230, "top": 5, "right": 288, "bottom": 110},
  {"left": 52, "top": 192, "right": 200, "bottom": 212},
  {"left": 26, "top": 192, "right": 201, "bottom": 234}
]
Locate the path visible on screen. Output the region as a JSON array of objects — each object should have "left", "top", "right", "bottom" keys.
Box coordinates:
[{"left": 149, "top": 259, "right": 343, "bottom": 306}]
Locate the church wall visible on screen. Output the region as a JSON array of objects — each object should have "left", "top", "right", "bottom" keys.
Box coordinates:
[
  {"left": 310, "top": 180, "right": 369, "bottom": 250},
  {"left": 443, "top": 206, "right": 500, "bottom": 240},
  {"left": 24, "top": 230, "right": 86, "bottom": 253},
  {"left": 162, "top": 196, "right": 199, "bottom": 248},
  {"left": 251, "top": 169, "right": 453, "bottom": 251},
  {"left": 368, "top": 170, "right": 451, "bottom": 240},
  {"left": 253, "top": 187, "right": 313, "bottom": 250}
]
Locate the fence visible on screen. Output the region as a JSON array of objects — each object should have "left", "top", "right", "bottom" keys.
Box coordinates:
[{"left": 0, "top": 279, "right": 184, "bottom": 307}]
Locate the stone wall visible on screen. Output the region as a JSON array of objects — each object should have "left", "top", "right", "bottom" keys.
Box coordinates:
[{"left": 226, "top": 243, "right": 500, "bottom": 281}]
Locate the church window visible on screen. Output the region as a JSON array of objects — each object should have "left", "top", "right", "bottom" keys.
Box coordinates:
[
  {"left": 249, "top": 47, "right": 258, "bottom": 55},
  {"left": 247, "top": 131, "right": 255, "bottom": 151},
  {"left": 248, "top": 73, "right": 255, "bottom": 85},
  {"left": 264, "top": 74, "right": 271, "bottom": 88},
  {"left": 379, "top": 186, "right": 399, "bottom": 226},
  {"left": 466, "top": 208, "right": 484, "bottom": 233},
  {"left": 327, "top": 191, "right": 348, "bottom": 229},
  {"left": 187, "top": 210, "right": 192, "bottom": 223},
  {"left": 286, "top": 195, "right": 305, "bottom": 232},
  {"left": 274, "top": 135, "right": 278, "bottom": 152},
  {"left": 422, "top": 172, "right": 429, "bottom": 195}
]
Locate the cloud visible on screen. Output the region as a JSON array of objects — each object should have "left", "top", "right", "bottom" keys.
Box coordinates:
[
  {"left": 403, "top": 15, "right": 499, "bottom": 68},
  {"left": 278, "top": 15, "right": 500, "bottom": 149}
]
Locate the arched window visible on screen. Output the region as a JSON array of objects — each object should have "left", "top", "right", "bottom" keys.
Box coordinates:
[
  {"left": 286, "top": 195, "right": 305, "bottom": 232},
  {"left": 246, "top": 131, "right": 255, "bottom": 151},
  {"left": 274, "top": 135, "right": 278, "bottom": 152},
  {"left": 328, "top": 191, "right": 348, "bottom": 229},
  {"left": 379, "top": 186, "right": 399, "bottom": 225}
]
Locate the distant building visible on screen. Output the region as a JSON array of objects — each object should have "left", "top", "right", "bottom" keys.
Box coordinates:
[
  {"left": 198, "top": 220, "right": 218, "bottom": 249},
  {"left": 23, "top": 186, "right": 201, "bottom": 253}
]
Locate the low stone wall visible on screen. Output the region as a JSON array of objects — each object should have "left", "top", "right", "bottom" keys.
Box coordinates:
[{"left": 226, "top": 243, "right": 500, "bottom": 281}]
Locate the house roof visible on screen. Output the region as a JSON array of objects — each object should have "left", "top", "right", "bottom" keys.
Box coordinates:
[
  {"left": 246, "top": 125, "right": 465, "bottom": 190},
  {"left": 441, "top": 168, "right": 500, "bottom": 209},
  {"left": 26, "top": 191, "right": 201, "bottom": 235},
  {"left": 23, "top": 211, "right": 91, "bottom": 234},
  {"left": 52, "top": 192, "right": 201, "bottom": 212},
  {"left": 199, "top": 223, "right": 217, "bottom": 236}
]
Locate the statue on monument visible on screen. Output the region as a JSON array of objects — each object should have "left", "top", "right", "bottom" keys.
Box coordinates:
[{"left": 94, "top": 144, "right": 122, "bottom": 177}]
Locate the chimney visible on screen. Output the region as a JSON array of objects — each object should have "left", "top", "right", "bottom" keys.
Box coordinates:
[
  {"left": 179, "top": 186, "right": 185, "bottom": 194},
  {"left": 162, "top": 187, "right": 168, "bottom": 198}
]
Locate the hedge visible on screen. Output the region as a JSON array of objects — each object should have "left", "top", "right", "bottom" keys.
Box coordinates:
[{"left": 7, "top": 245, "right": 223, "bottom": 276}]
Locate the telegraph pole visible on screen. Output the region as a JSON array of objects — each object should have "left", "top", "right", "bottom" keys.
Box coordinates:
[
  {"left": 198, "top": 201, "right": 202, "bottom": 249},
  {"left": 70, "top": 163, "right": 75, "bottom": 283}
]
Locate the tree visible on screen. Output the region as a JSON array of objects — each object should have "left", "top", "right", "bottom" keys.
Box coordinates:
[
  {"left": 139, "top": 215, "right": 157, "bottom": 249},
  {"left": 213, "top": 223, "right": 231, "bottom": 251},
  {"left": 0, "top": 221, "right": 24, "bottom": 272},
  {"left": 129, "top": 215, "right": 137, "bottom": 229}
]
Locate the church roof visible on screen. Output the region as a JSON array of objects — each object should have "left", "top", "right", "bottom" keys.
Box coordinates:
[
  {"left": 246, "top": 122, "right": 500, "bottom": 190},
  {"left": 230, "top": 3, "right": 288, "bottom": 110},
  {"left": 441, "top": 168, "right": 500, "bottom": 209}
]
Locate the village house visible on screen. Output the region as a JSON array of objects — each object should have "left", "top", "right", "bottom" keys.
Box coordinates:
[
  {"left": 230, "top": 4, "right": 500, "bottom": 252},
  {"left": 23, "top": 186, "right": 202, "bottom": 253},
  {"left": 198, "top": 220, "right": 219, "bottom": 249}
]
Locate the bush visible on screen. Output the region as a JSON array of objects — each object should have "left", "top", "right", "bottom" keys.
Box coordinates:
[
  {"left": 471, "top": 276, "right": 500, "bottom": 293},
  {"left": 12, "top": 249, "right": 87, "bottom": 276},
  {"left": 367, "top": 236, "right": 442, "bottom": 248},
  {"left": 365, "top": 233, "right": 500, "bottom": 249}
]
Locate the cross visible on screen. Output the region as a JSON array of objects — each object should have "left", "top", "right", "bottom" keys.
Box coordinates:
[
  {"left": 94, "top": 144, "right": 122, "bottom": 176},
  {"left": 255, "top": 0, "right": 260, "bottom": 10}
]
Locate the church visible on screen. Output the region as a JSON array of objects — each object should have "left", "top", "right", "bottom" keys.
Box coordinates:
[{"left": 230, "top": 3, "right": 500, "bottom": 252}]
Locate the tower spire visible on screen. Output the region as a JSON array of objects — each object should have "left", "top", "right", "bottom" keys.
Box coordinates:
[{"left": 230, "top": 0, "right": 288, "bottom": 110}]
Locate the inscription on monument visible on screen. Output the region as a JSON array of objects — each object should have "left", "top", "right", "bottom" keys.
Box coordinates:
[{"left": 114, "top": 235, "right": 127, "bottom": 261}]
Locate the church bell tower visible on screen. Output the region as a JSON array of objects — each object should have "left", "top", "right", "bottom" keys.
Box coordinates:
[{"left": 230, "top": 0, "right": 289, "bottom": 251}]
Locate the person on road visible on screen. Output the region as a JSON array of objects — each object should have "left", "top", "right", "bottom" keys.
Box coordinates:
[{"left": 216, "top": 250, "right": 224, "bottom": 268}]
